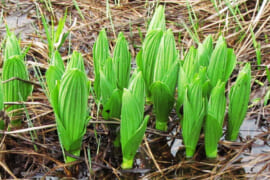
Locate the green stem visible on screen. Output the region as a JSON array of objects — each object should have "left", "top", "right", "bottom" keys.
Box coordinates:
[
  {"left": 155, "top": 120, "right": 167, "bottom": 131},
  {"left": 121, "top": 158, "right": 134, "bottom": 169},
  {"left": 206, "top": 149, "right": 217, "bottom": 158},
  {"left": 65, "top": 150, "right": 80, "bottom": 163},
  {"left": 185, "top": 147, "right": 195, "bottom": 158},
  {"left": 226, "top": 131, "right": 238, "bottom": 141}
]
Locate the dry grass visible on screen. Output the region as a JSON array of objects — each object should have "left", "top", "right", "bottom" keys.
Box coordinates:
[{"left": 0, "top": 0, "right": 270, "bottom": 179}]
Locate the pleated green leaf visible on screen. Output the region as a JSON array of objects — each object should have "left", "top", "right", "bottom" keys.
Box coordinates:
[
  {"left": 135, "top": 50, "right": 143, "bottom": 72},
  {"left": 102, "top": 89, "right": 122, "bottom": 120},
  {"left": 227, "top": 63, "right": 251, "bottom": 141},
  {"left": 67, "top": 51, "right": 85, "bottom": 72},
  {"left": 4, "top": 30, "right": 21, "bottom": 60},
  {"left": 120, "top": 71, "right": 148, "bottom": 169},
  {"left": 147, "top": 5, "right": 166, "bottom": 33},
  {"left": 0, "top": 84, "right": 3, "bottom": 111},
  {"left": 2, "top": 56, "right": 32, "bottom": 126},
  {"left": 151, "top": 29, "right": 179, "bottom": 131},
  {"left": 52, "top": 69, "right": 89, "bottom": 163},
  {"left": 51, "top": 51, "right": 65, "bottom": 72},
  {"left": 224, "top": 48, "right": 236, "bottom": 82},
  {"left": 151, "top": 82, "right": 174, "bottom": 131},
  {"left": 0, "top": 84, "right": 4, "bottom": 130},
  {"left": 141, "top": 30, "right": 163, "bottom": 97},
  {"left": 177, "top": 47, "right": 198, "bottom": 114},
  {"left": 207, "top": 37, "right": 227, "bottom": 88},
  {"left": 162, "top": 61, "right": 179, "bottom": 96},
  {"left": 183, "top": 46, "right": 198, "bottom": 81},
  {"left": 100, "top": 58, "right": 117, "bottom": 105},
  {"left": 197, "top": 35, "right": 213, "bottom": 67},
  {"left": 46, "top": 65, "right": 64, "bottom": 94},
  {"left": 153, "top": 29, "right": 178, "bottom": 83},
  {"left": 93, "top": 29, "right": 110, "bottom": 100},
  {"left": 46, "top": 51, "right": 66, "bottom": 98},
  {"left": 205, "top": 81, "right": 226, "bottom": 158},
  {"left": 176, "top": 65, "right": 188, "bottom": 114},
  {"left": 112, "top": 32, "right": 131, "bottom": 90},
  {"left": 182, "top": 78, "right": 205, "bottom": 157}
]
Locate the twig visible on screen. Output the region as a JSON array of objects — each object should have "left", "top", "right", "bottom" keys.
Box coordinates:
[
  {"left": 2, "top": 77, "right": 41, "bottom": 87},
  {"left": 143, "top": 135, "right": 167, "bottom": 179},
  {"left": 0, "top": 124, "right": 56, "bottom": 134}
]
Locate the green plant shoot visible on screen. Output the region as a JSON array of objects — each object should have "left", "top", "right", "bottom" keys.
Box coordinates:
[
  {"left": 93, "top": 29, "right": 110, "bottom": 100},
  {"left": 205, "top": 81, "right": 226, "bottom": 158},
  {"left": 94, "top": 31, "right": 131, "bottom": 120},
  {"left": 137, "top": 30, "right": 163, "bottom": 98},
  {"left": 182, "top": 76, "right": 205, "bottom": 158},
  {"left": 207, "top": 36, "right": 236, "bottom": 88},
  {"left": 227, "top": 63, "right": 251, "bottom": 141},
  {"left": 147, "top": 5, "right": 166, "bottom": 33},
  {"left": 112, "top": 32, "right": 131, "bottom": 90},
  {"left": 151, "top": 29, "right": 179, "bottom": 131},
  {"left": 50, "top": 68, "right": 90, "bottom": 163},
  {"left": 2, "top": 31, "right": 32, "bottom": 127},
  {"left": 120, "top": 71, "right": 149, "bottom": 169}
]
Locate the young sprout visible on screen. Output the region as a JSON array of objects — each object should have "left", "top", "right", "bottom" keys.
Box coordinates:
[
  {"left": 207, "top": 36, "right": 236, "bottom": 88},
  {"left": 121, "top": 71, "right": 149, "bottom": 169},
  {"left": 47, "top": 51, "right": 90, "bottom": 162},
  {"left": 227, "top": 63, "right": 251, "bottom": 141},
  {"left": 99, "top": 57, "right": 119, "bottom": 119},
  {"left": 93, "top": 29, "right": 110, "bottom": 100},
  {"left": 147, "top": 5, "right": 166, "bottom": 33},
  {"left": 93, "top": 30, "right": 131, "bottom": 120},
  {"left": 137, "top": 30, "right": 163, "bottom": 98},
  {"left": 177, "top": 47, "right": 198, "bottom": 111},
  {"left": 112, "top": 32, "right": 131, "bottom": 90},
  {"left": 2, "top": 30, "right": 32, "bottom": 127},
  {"left": 205, "top": 81, "right": 226, "bottom": 158},
  {"left": 197, "top": 35, "right": 213, "bottom": 68},
  {"left": 151, "top": 29, "right": 179, "bottom": 131},
  {"left": 46, "top": 51, "right": 65, "bottom": 94},
  {"left": 4, "top": 30, "right": 21, "bottom": 60},
  {"left": 182, "top": 75, "right": 205, "bottom": 158}
]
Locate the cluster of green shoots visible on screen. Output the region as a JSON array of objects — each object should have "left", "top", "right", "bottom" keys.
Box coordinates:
[
  {"left": 92, "top": 5, "right": 251, "bottom": 167},
  {"left": 0, "top": 5, "right": 253, "bottom": 169},
  {"left": 177, "top": 35, "right": 251, "bottom": 158},
  {"left": 1, "top": 28, "right": 32, "bottom": 128},
  {"left": 93, "top": 30, "right": 131, "bottom": 120}
]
